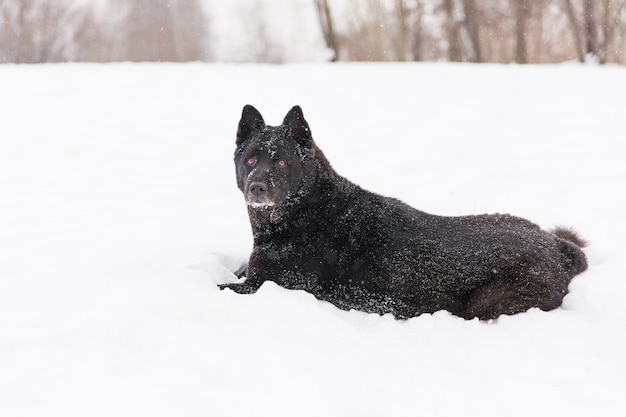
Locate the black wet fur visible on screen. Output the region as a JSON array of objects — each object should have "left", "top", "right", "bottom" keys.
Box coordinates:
[{"left": 219, "top": 105, "right": 588, "bottom": 320}]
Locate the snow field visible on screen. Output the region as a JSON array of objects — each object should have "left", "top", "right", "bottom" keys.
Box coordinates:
[{"left": 0, "top": 63, "right": 625, "bottom": 416}]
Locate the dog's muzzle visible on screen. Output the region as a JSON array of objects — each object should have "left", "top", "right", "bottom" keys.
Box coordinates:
[{"left": 245, "top": 181, "right": 275, "bottom": 208}]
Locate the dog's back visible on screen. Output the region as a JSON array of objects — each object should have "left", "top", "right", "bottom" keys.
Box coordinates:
[{"left": 314, "top": 186, "right": 588, "bottom": 319}]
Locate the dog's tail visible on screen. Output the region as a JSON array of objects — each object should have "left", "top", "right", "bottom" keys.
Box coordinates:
[{"left": 551, "top": 226, "right": 588, "bottom": 277}]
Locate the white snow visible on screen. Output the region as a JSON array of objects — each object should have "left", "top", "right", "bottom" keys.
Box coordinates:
[{"left": 0, "top": 62, "right": 625, "bottom": 416}]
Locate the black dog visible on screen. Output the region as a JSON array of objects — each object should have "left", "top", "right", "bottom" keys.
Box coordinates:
[{"left": 219, "top": 105, "right": 588, "bottom": 320}]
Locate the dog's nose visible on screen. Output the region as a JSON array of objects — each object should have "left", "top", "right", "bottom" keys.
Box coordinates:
[{"left": 248, "top": 182, "right": 268, "bottom": 196}]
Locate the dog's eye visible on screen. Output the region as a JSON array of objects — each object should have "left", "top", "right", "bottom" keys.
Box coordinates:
[
  {"left": 246, "top": 156, "right": 257, "bottom": 166},
  {"left": 277, "top": 160, "right": 287, "bottom": 168}
]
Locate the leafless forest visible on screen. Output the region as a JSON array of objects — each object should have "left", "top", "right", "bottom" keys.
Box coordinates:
[{"left": 1, "top": 0, "right": 625, "bottom": 64}]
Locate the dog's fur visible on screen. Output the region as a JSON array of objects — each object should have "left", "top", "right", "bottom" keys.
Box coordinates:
[{"left": 219, "top": 105, "right": 588, "bottom": 320}]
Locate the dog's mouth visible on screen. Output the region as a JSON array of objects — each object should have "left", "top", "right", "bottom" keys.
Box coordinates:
[
  {"left": 247, "top": 199, "right": 276, "bottom": 209},
  {"left": 245, "top": 193, "right": 277, "bottom": 208}
]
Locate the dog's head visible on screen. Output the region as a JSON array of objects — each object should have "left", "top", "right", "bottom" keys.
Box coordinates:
[{"left": 234, "top": 105, "right": 317, "bottom": 209}]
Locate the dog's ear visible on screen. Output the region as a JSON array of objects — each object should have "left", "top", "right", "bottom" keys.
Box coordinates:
[
  {"left": 237, "top": 105, "right": 265, "bottom": 146},
  {"left": 283, "top": 105, "right": 312, "bottom": 147}
]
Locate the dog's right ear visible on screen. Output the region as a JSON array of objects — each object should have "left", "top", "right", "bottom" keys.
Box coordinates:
[{"left": 237, "top": 105, "right": 265, "bottom": 146}]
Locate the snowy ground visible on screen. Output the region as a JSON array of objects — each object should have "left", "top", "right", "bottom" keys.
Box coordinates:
[{"left": 1, "top": 62, "right": 625, "bottom": 416}]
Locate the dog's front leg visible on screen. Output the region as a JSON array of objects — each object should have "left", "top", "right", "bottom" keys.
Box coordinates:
[{"left": 218, "top": 278, "right": 263, "bottom": 294}]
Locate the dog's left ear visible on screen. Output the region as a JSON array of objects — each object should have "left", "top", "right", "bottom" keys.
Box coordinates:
[{"left": 283, "top": 105, "right": 312, "bottom": 147}]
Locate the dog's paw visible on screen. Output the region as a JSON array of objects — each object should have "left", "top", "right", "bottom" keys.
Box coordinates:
[{"left": 217, "top": 282, "right": 259, "bottom": 294}]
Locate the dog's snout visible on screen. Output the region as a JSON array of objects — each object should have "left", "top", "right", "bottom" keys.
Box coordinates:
[
  {"left": 248, "top": 181, "right": 268, "bottom": 196},
  {"left": 246, "top": 180, "right": 275, "bottom": 207}
]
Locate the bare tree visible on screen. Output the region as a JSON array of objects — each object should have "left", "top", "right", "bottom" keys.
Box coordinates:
[
  {"left": 0, "top": 0, "right": 88, "bottom": 63},
  {"left": 70, "top": 7, "right": 118, "bottom": 62},
  {"left": 561, "top": 0, "right": 626, "bottom": 63},
  {"left": 443, "top": 0, "right": 462, "bottom": 61},
  {"left": 2, "top": 0, "right": 625, "bottom": 65},
  {"left": 109, "top": 0, "right": 208, "bottom": 62},
  {"left": 409, "top": 0, "right": 426, "bottom": 61},
  {"left": 441, "top": 0, "right": 483, "bottom": 62},
  {"left": 582, "top": 0, "right": 599, "bottom": 57},
  {"left": 589, "top": 0, "right": 626, "bottom": 63},
  {"left": 0, "top": 0, "right": 210, "bottom": 63},
  {"left": 314, "top": 0, "right": 339, "bottom": 61},
  {"left": 514, "top": 0, "right": 530, "bottom": 63},
  {"left": 393, "top": 0, "right": 409, "bottom": 60},
  {"left": 461, "top": 0, "right": 481, "bottom": 62},
  {"left": 389, "top": 0, "right": 425, "bottom": 61},
  {"left": 562, "top": 0, "right": 586, "bottom": 62},
  {"left": 604, "top": 0, "right": 626, "bottom": 64},
  {"left": 338, "top": 0, "right": 390, "bottom": 61},
  {"left": 298, "top": 0, "right": 626, "bottom": 64}
]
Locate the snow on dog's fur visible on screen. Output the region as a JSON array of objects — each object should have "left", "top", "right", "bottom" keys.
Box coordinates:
[{"left": 219, "top": 105, "right": 588, "bottom": 320}]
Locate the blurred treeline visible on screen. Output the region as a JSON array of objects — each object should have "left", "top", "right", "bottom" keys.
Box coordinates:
[
  {"left": 0, "top": 0, "right": 209, "bottom": 63},
  {"left": 1, "top": 0, "right": 625, "bottom": 64}
]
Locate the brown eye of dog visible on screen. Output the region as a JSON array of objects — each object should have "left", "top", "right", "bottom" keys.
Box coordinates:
[
  {"left": 277, "top": 160, "right": 287, "bottom": 168},
  {"left": 246, "top": 157, "right": 257, "bottom": 166}
]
